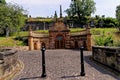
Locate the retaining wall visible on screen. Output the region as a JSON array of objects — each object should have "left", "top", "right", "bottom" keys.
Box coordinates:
[
  {"left": 0, "top": 48, "right": 17, "bottom": 77},
  {"left": 92, "top": 46, "right": 120, "bottom": 72}
]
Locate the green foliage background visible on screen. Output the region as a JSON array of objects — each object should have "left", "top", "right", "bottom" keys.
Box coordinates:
[
  {"left": 116, "top": 4, "right": 120, "bottom": 31},
  {"left": 0, "top": 2, "right": 26, "bottom": 37}
]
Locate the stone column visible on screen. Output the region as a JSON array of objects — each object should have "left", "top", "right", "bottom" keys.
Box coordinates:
[
  {"left": 49, "top": 32, "right": 55, "bottom": 49},
  {"left": 36, "top": 40, "right": 40, "bottom": 50},
  {"left": 29, "top": 37, "right": 34, "bottom": 50},
  {"left": 65, "top": 32, "right": 70, "bottom": 48},
  {"left": 49, "top": 37, "right": 55, "bottom": 49},
  {"left": 86, "top": 27, "right": 92, "bottom": 51},
  {"left": 28, "top": 25, "right": 34, "bottom": 50},
  {"left": 38, "top": 40, "right": 41, "bottom": 50},
  {"left": 87, "top": 34, "right": 91, "bottom": 51}
]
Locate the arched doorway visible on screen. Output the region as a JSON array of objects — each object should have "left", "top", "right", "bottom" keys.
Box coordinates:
[
  {"left": 34, "top": 41, "right": 38, "bottom": 50},
  {"left": 75, "top": 41, "right": 78, "bottom": 48},
  {"left": 55, "top": 35, "right": 65, "bottom": 49}
]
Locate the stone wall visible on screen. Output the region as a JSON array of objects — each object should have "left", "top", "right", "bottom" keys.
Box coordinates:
[
  {"left": 0, "top": 46, "right": 29, "bottom": 51},
  {"left": 0, "top": 48, "right": 17, "bottom": 77},
  {"left": 92, "top": 46, "right": 120, "bottom": 72}
]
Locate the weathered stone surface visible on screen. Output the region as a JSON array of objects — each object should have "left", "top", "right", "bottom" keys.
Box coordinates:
[
  {"left": 92, "top": 46, "right": 120, "bottom": 72},
  {"left": 0, "top": 48, "right": 18, "bottom": 77},
  {"left": 0, "top": 64, "right": 4, "bottom": 76}
]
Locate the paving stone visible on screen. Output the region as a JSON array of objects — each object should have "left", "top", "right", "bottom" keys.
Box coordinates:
[{"left": 14, "top": 49, "right": 120, "bottom": 80}]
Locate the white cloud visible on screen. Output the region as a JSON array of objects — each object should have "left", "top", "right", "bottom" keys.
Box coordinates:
[
  {"left": 6, "top": 0, "right": 71, "bottom": 17},
  {"left": 94, "top": 0, "right": 120, "bottom": 17},
  {"left": 6, "top": 0, "right": 120, "bottom": 17},
  {"left": 6, "top": 0, "right": 70, "bottom": 5}
]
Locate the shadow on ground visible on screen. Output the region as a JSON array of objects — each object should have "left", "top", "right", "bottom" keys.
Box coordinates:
[
  {"left": 84, "top": 55, "right": 120, "bottom": 80},
  {"left": 17, "top": 49, "right": 120, "bottom": 80},
  {"left": 19, "top": 76, "right": 41, "bottom": 80}
]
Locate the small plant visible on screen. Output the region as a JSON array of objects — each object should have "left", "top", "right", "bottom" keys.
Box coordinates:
[
  {"left": 94, "top": 31, "right": 113, "bottom": 46},
  {"left": 114, "top": 40, "right": 120, "bottom": 47}
]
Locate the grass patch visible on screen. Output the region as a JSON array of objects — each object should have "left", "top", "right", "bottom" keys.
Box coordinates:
[
  {"left": 15, "top": 28, "right": 84, "bottom": 37},
  {"left": 0, "top": 37, "right": 25, "bottom": 47},
  {"left": 70, "top": 28, "right": 85, "bottom": 33},
  {"left": 19, "top": 31, "right": 28, "bottom": 37},
  {"left": 35, "top": 30, "right": 48, "bottom": 34},
  {"left": 91, "top": 28, "right": 117, "bottom": 35}
]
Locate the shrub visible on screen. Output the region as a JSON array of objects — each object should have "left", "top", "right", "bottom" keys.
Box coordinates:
[
  {"left": 14, "top": 36, "right": 28, "bottom": 46},
  {"left": 94, "top": 32, "right": 113, "bottom": 46},
  {"left": 113, "top": 40, "right": 120, "bottom": 47}
]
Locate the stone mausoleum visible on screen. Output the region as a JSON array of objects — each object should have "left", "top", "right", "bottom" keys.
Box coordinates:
[
  {"left": 28, "top": 6, "right": 91, "bottom": 51},
  {"left": 28, "top": 20, "right": 91, "bottom": 50}
]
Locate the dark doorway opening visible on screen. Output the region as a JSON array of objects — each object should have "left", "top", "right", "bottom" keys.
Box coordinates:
[
  {"left": 34, "top": 42, "right": 38, "bottom": 50},
  {"left": 75, "top": 41, "right": 78, "bottom": 48},
  {"left": 55, "top": 35, "right": 65, "bottom": 49}
]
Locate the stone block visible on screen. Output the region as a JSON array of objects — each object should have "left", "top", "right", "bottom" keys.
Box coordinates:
[
  {"left": 92, "top": 46, "right": 120, "bottom": 72},
  {"left": 0, "top": 63, "right": 4, "bottom": 76}
]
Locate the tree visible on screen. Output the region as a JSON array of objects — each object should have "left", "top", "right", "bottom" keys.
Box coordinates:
[
  {"left": 65, "top": 0, "right": 96, "bottom": 19},
  {"left": 0, "top": 3, "right": 26, "bottom": 37},
  {"left": 116, "top": 5, "right": 120, "bottom": 31},
  {"left": 0, "top": 0, "right": 6, "bottom": 4}
]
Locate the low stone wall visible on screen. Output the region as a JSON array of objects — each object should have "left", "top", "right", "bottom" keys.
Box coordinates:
[
  {"left": 92, "top": 46, "right": 120, "bottom": 72},
  {"left": 0, "top": 46, "right": 29, "bottom": 51},
  {"left": 0, "top": 48, "right": 17, "bottom": 77}
]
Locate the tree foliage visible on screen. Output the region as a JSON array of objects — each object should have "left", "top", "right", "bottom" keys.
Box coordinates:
[
  {"left": 0, "top": 0, "right": 6, "bottom": 4},
  {"left": 65, "top": 0, "right": 96, "bottom": 18},
  {"left": 116, "top": 5, "right": 120, "bottom": 31},
  {"left": 64, "top": 0, "right": 96, "bottom": 26},
  {"left": 90, "top": 15, "right": 118, "bottom": 28},
  {"left": 0, "top": 3, "right": 26, "bottom": 37}
]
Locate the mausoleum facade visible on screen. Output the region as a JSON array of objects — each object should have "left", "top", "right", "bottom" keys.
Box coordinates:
[
  {"left": 28, "top": 5, "right": 91, "bottom": 50},
  {"left": 28, "top": 19, "right": 91, "bottom": 50}
]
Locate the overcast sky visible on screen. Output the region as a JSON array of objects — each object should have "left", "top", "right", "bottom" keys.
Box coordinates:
[{"left": 6, "top": 0, "right": 120, "bottom": 18}]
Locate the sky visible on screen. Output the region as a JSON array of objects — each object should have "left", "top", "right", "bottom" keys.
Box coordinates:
[{"left": 6, "top": 0, "right": 120, "bottom": 18}]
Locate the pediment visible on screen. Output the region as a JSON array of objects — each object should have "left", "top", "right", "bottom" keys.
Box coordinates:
[{"left": 49, "top": 21, "right": 69, "bottom": 31}]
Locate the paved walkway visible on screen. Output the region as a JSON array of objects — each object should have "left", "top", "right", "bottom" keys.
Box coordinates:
[{"left": 14, "top": 49, "right": 120, "bottom": 80}]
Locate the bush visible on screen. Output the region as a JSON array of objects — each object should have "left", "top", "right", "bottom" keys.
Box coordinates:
[
  {"left": 14, "top": 36, "right": 28, "bottom": 46},
  {"left": 105, "top": 23, "right": 115, "bottom": 28},
  {"left": 114, "top": 40, "right": 120, "bottom": 47},
  {"left": 94, "top": 32, "right": 113, "bottom": 46}
]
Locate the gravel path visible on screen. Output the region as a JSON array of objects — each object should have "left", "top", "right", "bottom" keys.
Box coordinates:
[{"left": 14, "top": 49, "right": 120, "bottom": 80}]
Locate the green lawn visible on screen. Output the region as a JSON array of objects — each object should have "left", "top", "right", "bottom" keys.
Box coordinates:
[
  {"left": 0, "top": 37, "right": 24, "bottom": 46},
  {"left": 70, "top": 28, "right": 85, "bottom": 33},
  {"left": 91, "top": 28, "right": 117, "bottom": 35},
  {"left": 17, "top": 28, "right": 84, "bottom": 36}
]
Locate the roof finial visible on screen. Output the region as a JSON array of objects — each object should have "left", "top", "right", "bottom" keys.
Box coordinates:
[
  {"left": 54, "top": 11, "right": 58, "bottom": 21},
  {"left": 60, "top": 5, "right": 62, "bottom": 18}
]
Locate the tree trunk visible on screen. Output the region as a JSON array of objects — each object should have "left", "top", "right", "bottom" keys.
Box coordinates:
[
  {"left": 77, "top": 7, "right": 81, "bottom": 21},
  {"left": 5, "top": 27, "right": 9, "bottom": 37}
]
